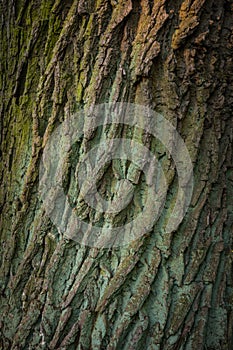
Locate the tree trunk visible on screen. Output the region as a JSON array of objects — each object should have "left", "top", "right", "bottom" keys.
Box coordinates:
[{"left": 0, "top": 0, "right": 233, "bottom": 349}]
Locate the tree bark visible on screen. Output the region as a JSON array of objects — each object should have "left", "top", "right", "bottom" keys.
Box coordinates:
[{"left": 0, "top": 0, "right": 233, "bottom": 349}]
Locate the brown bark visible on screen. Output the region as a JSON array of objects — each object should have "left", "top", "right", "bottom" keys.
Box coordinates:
[{"left": 0, "top": 0, "right": 233, "bottom": 349}]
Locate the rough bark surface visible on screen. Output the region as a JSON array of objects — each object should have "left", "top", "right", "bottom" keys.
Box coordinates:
[{"left": 0, "top": 0, "right": 233, "bottom": 349}]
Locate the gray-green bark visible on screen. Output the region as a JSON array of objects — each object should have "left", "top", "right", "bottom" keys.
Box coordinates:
[{"left": 0, "top": 0, "right": 233, "bottom": 349}]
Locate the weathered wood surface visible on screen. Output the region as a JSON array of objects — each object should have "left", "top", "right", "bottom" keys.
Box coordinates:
[{"left": 0, "top": 0, "right": 232, "bottom": 349}]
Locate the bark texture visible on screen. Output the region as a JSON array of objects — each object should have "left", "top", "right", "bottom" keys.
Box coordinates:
[{"left": 0, "top": 0, "right": 233, "bottom": 349}]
